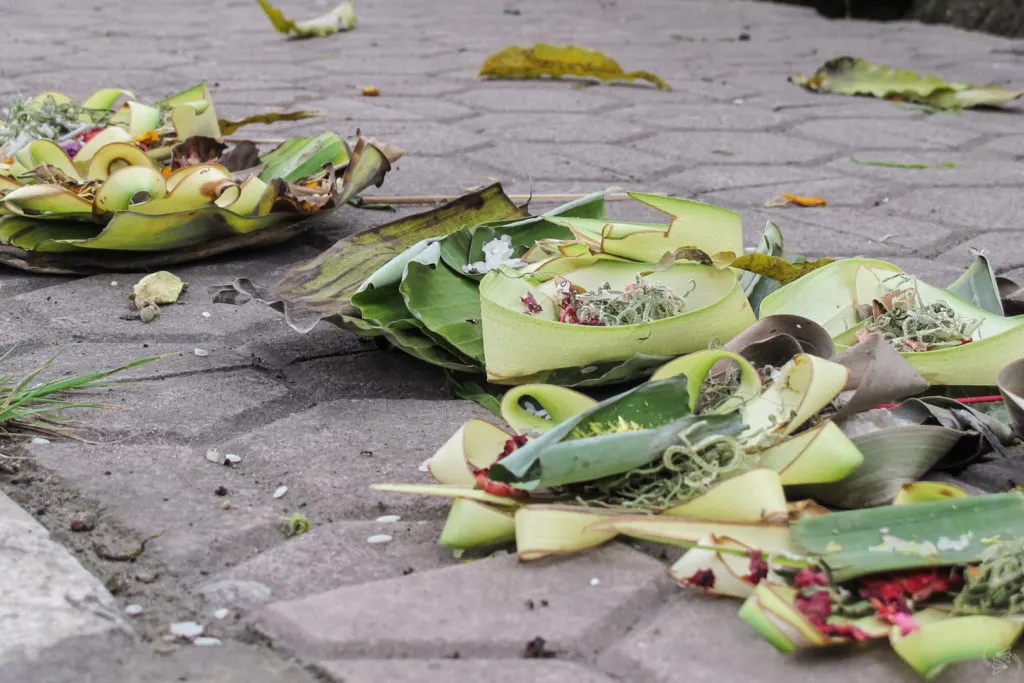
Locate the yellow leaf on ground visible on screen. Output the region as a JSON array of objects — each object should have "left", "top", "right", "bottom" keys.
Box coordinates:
[
  {"left": 257, "top": 0, "right": 357, "bottom": 39},
  {"left": 478, "top": 44, "right": 671, "bottom": 91},
  {"left": 791, "top": 56, "right": 1024, "bottom": 110},
  {"left": 218, "top": 110, "right": 324, "bottom": 136},
  {"left": 764, "top": 193, "right": 827, "bottom": 208}
]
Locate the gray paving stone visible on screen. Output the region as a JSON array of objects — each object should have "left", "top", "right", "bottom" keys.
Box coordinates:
[
  {"left": 218, "top": 398, "right": 493, "bottom": 522},
  {"left": 635, "top": 130, "right": 840, "bottom": 165},
  {"left": 825, "top": 152, "right": 1024, "bottom": 187},
  {"left": 0, "top": 342, "right": 251, "bottom": 385},
  {"left": 599, "top": 592, "right": 975, "bottom": 683},
  {"left": 207, "top": 520, "right": 451, "bottom": 603},
  {"left": 0, "top": 269, "right": 68, "bottom": 300},
  {"left": 610, "top": 102, "right": 795, "bottom": 130},
  {"left": 283, "top": 351, "right": 451, "bottom": 402},
  {"left": 24, "top": 442, "right": 301, "bottom": 582},
  {"left": 0, "top": 493, "right": 129, "bottom": 666},
  {"left": 880, "top": 187, "right": 1024, "bottom": 229},
  {"left": 452, "top": 83, "right": 626, "bottom": 113},
  {"left": 74, "top": 369, "right": 292, "bottom": 443},
  {"left": 701, "top": 176, "right": 895, "bottom": 210},
  {"left": 761, "top": 206, "right": 955, "bottom": 253},
  {"left": 791, "top": 117, "right": 983, "bottom": 151},
  {"left": 252, "top": 543, "right": 671, "bottom": 660},
  {"left": 465, "top": 113, "right": 654, "bottom": 144},
  {"left": 317, "top": 659, "right": 618, "bottom": 683},
  {"left": 659, "top": 164, "right": 832, "bottom": 197},
  {"left": 936, "top": 231, "right": 1024, "bottom": 268},
  {"left": 974, "top": 134, "right": 1024, "bottom": 157},
  {"left": 743, "top": 210, "right": 916, "bottom": 258},
  {"left": 0, "top": 634, "right": 319, "bottom": 683}
]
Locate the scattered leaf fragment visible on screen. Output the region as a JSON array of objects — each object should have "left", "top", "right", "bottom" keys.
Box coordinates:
[
  {"left": 764, "top": 194, "right": 827, "bottom": 208},
  {"left": 730, "top": 253, "right": 836, "bottom": 286},
  {"left": 257, "top": 0, "right": 357, "bottom": 39},
  {"left": 281, "top": 512, "right": 311, "bottom": 537},
  {"left": 851, "top": 158, "right": 956, "bottom": 170},
  {"left": 479, "top": 44, "right": 671, "bottom": 91},
  {"left": 791, "top": 56, "right": 1024, "bottom": 110},
  {"left": 217, "top": 110, "right": 324, "bottom": 136}
]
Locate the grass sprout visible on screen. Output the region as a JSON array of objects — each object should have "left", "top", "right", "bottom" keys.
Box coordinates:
[{"left": 1, "top": 347, "right": 168, "bottom": 438}]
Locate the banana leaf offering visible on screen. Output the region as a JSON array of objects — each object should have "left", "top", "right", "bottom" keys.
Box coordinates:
[{"left": 0, "top": 83, "right": 401, "bottom": 273}]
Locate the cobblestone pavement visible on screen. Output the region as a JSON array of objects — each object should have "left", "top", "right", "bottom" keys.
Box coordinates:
[{"left": 1, "top": 0, "right": 1023, "bottom": 681}]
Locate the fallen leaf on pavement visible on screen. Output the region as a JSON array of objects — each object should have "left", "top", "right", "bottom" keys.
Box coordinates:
[
  {"left": 791, "top": 56, "right": 1024, "bottom": 110},
  {"left": 257, "top": 0, "right": 357, "bottom": 39},
  {"left": 764, "top": 193, "right": 827, "bottom": 208},
  {"left": 479, "top": 44, "right": 671, "bottom": 90},
  {"left": 218, "top": 110, "right": 324, "bottom": 136},
  {"left": 851, "top": 158, "right": 956, "bottom": 169}
]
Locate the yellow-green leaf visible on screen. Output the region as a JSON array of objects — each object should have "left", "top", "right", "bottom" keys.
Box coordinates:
[
  {"left": 257, "top": 0, "right": 357, "bottom": 39},
  {"left": 479, "top": 44, "right": 670, "bottom": 91},
  {"left": 791, "top": 56, "right": 1024, "bottom": 110},
  {"left": 730, "top": 253, "right": 835, "bottom": 285},
  {"left": 218, "top": 110, "right": 324, "bottom": 136}
]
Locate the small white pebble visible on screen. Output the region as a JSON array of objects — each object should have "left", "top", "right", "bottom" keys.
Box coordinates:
[
  {"left": 193, "top": 348, "right": 209, "bottom": 357},
  {"left": 201, "top": 312, "right": 211, "bottom": 318},
  {"left": 590, "top": 578, "right": 600, "bottom": 586},
  {"left": 169, "top": 621, "right": 204, "bottom": 639},
  {"left": 367, "top": 534, "right": 393, "bottom": 544},
  {"left": 733, "top": 98, "right": 744, "bottom": 104},
  {"left": 221, "top": 500, "right": 233, "bottom": 510},
  {"left": 124, "top": 604, "right": 144, "bottom": 616},
  {"left": 110, "top": 281, "right": 118, "bottom": 287},
  {"left": 491, "top": 549, "right": 510, "bottom": 558},
  {"left": 212, "top": 608, "right": 230, "bottom": 620},
  {"left": 224, "top": 453, "right": 241, "bottom": 465},
  {"left": 205, "top": 449, "right": 222, "bottom": 464},
  {"left": 376, "top": 514, "right": 401, "bottom": 523},
  {"left": 30, "top": 437, "right": 50, "bottom": 445},
  {"left": 273, "top": 486, "right": 288, "bottom": 499},
  {"left": 193, "top": 637, "right": 222, "bottom": 647},
  {"left": 418, "top": 458, "right": 431, "bottom": 473}
]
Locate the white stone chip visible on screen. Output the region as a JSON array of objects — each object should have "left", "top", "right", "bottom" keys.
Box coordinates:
[
  {"left": 30, "top": 437, "right": 50, "bottom": 445},
  {"left": 110, "top": 281, "right": 118, "bottom": 286},
  {"left": 193, "top": 637, "right": 222, "bottom": 647},
  {"left": 224, "top": 453, "right": 242, "bottom": 465},
  {"left": 367, "top": 534, "right": 393, "bottom": 544},
  {"left": 273, "top": 486, "right": 288, "bottom": 499},
  {"left": 124, "top": 604, "right": 144, "bottom": 616},
  {"left": 418, "top": 458, "right": 431, "bottom": 473},
  {"left": 205, "top": 449, "right": 222, "bottom": 464},
  {"left": 193, "top": 348, "right": 209, "bottom": 357},
  {"left": 212, "top": 608, "right": 230, "bottom": 620},
  {"left": 169, "top": 621, "right": 204, "bottom": 639},
  {"left": 202, "top": 312, "right": 211, "bottom": 318},
  {"left": 590, "top": 577, "right": 601, "bottom": 586},
  {"left": 375, "top": 515, "right": 401, "bottom": 523}
]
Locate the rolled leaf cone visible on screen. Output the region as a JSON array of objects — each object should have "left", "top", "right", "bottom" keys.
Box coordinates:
[
  {"left": 760, "top": 258, "right": 1024, "bottom": 386},
  {"left": 890, "top": 615, "right": 1023, "bottom": 679},
  {"left": 479, "top": 257, "right": 756, "bottom": 384},
  {"left": 998, "top": 357, "right": 1024, "bottom": 435},
  {"left": 669, "top": 534, "right": 775, "bottom": 599},
  {"left": 438, "top": 498, "right": 515, "bottom": 550}
]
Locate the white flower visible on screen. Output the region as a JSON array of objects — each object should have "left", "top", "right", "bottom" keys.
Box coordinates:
[{"left": 461, "top": 235, "right": 525, "bottom": 275}]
